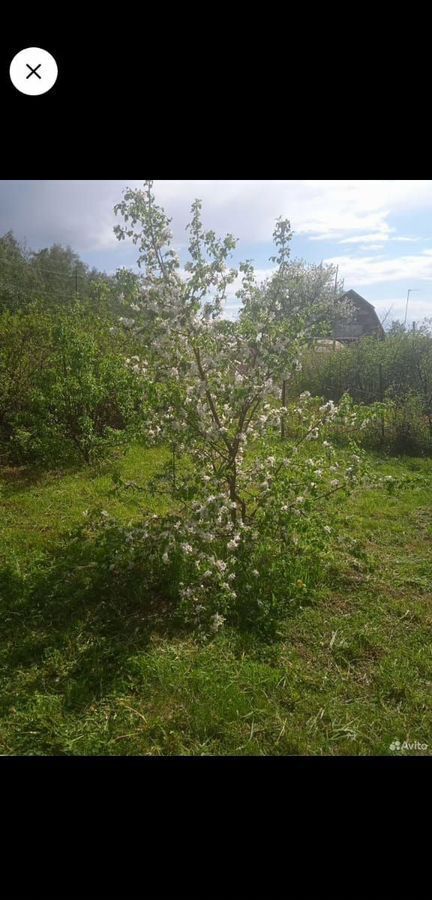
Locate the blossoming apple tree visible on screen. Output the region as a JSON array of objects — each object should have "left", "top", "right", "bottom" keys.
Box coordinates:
[{"left": 112, "top": 181, "right": 365, "bottom": 631}]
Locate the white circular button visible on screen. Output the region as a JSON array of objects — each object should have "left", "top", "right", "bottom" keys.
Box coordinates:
[{"left": 10, "top": 47, "right": 58, "bottom": 96}]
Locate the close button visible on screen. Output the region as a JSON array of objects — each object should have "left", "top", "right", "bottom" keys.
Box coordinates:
[{"left": 10, "top": 47, "right": 58, "bottom": 95}]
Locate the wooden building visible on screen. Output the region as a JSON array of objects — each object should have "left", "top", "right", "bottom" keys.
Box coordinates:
[{"left": 334, "top": 289, "right": 384, "bottom": 343}]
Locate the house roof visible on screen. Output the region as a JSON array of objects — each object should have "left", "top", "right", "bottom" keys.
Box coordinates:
[
  {"left": 333, "top": 289, "right": 384, "bottom": 340},
  {"left": 341, "top": 289, "right": 378, "bottom": 314}
]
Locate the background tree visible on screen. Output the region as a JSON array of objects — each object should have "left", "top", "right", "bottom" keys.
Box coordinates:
[{"left": 0, "top": 231, "right": 34, "bottom": 312}]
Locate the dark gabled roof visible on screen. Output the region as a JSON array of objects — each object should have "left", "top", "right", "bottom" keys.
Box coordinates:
[
  {"left": 340, "top": 289, "right": 376, "bottom": 312},
  {"left": 340, "top": 290, "right": 383, "bottom": 327},
  {"left": 334, "top": 289, "right": 385, "bottom": 340}
]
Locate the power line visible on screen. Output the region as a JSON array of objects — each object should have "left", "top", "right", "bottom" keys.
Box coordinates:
[
  {"left": 0, "top": 255, "right": 90, "bottom": 280},
  {"left": 0, "top": 277, "right": 78, "bottom": 295}
]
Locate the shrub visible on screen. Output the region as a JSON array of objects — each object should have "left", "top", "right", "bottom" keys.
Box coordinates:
[
  {"left": 292, "top": 330, "right": 432, "bottom": 455},
  {"left": 0, "top": 304, "right": 148, "bottom": 466}
]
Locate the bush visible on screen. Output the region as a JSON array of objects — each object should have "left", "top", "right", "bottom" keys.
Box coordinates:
[
  {"left": 0, "top": 303, "right": 148, "bottom": 466},
  {"left": 292, "top": 330, "right": 432, "bottom": 455},
  {"left": 37, "top": 502, "right": 335, "bottom": 642},
  {"left": 362, "top": 394, "right": 431, "bottom": 455}
]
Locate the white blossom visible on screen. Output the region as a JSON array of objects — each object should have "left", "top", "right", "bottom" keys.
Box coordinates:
[{"left": 210, "top": 613, "right": 226, "bottom": 632}]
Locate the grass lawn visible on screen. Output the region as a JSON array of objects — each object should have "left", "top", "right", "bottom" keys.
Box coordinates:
[{"left": 0, "top": 444, "right": 431, "bottom": 755}]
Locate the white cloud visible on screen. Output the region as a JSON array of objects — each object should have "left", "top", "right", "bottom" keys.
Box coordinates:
[
  {"left": 152, "top": 180, "right": 432, "bottom": 244},
  {"left": 101, "top": 179, "right": 432, "bottom": 249},
  {"left": 339, "top": 233, "right": 390, "bottom": 245},
  {"left": 374, "top": 297, "right": 432, "bottom": 324},
  {"left": 356, "top": 243, "right": 387, "bottom": 252},
  {"left": 337, "top": 231, "right": 419, "bottom": 249},
  {"left": 323, "top": 250, "right": 432, "bottom": 287},
  {"left": 3, "top": 180, "right": 432, "bottom": 255}
]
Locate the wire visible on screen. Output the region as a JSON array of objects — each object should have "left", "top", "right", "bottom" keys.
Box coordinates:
[
  {"left": 0, "top": 255, "right": 86, "bottom": 280},
  {"left": 0, "top": 277, "right": 75, "bottom": 294}
]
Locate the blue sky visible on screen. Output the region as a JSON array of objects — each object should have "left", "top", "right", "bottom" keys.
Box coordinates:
[{"left": 1, "top": 179, "right": 432, "bottom": 324}]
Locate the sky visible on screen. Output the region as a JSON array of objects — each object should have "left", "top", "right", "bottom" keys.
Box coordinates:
[{"left": 1, "top": 179, "right": 432, "bottom": 324}]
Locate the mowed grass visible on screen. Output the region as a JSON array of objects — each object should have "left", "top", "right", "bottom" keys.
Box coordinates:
[
  {"left": 0, "top": 444, "right": 431, "bottom": 755},
  {"left": 0, "top": 445, "right": 173, "bottom": 569}
]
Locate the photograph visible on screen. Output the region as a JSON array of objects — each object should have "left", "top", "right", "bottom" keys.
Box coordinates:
[{"left": 0, "top": 179, "right": 431, "bottom": 757}]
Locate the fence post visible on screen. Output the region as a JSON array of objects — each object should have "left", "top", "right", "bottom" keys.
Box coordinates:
[
  {"left": 171, "top": 443, "right": 176, "bottom": 496},
  {"left": 281, "top": 378, "right": 287, "bottom": 439},
  {"left": 378, "top": 362, "right": 385, "bottom": 440}
]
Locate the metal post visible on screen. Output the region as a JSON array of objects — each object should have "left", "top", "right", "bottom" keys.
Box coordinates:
[
  {"left": 404, "top": 289, "right": 420, "bottom": 328},
  {"left": 332, "top": 265, "right": 338, "bottom": 351}
]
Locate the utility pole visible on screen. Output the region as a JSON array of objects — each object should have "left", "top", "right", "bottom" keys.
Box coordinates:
[
  {"left": 404, "top": 289, "right": 419, "bottom": 328},
  {"left": 75, "top": 265, "right": 78, "bottom": 296}
]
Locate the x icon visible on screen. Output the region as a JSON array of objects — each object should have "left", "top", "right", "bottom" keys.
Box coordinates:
[{"left": 26, "top": 63, "right": 41, "bottom": 79}]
